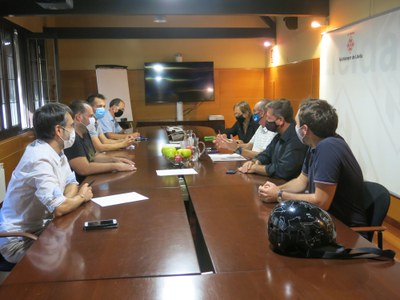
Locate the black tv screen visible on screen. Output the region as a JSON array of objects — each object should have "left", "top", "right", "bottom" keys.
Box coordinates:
[{"left": 144, "top": 61, "right": 215, "bottom": 103}]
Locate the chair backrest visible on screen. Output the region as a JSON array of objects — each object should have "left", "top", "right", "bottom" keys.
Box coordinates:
[{"left": 363, "top": 181, "right": 391, "bottom": 228}]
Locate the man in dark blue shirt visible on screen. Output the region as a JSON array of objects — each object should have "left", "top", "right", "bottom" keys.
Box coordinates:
[
  {"left": 239, "top": 99, "right": 308, "bottom": 180},
  {"left": 258, "top": 99, "right": 367, "bottom": 227}
]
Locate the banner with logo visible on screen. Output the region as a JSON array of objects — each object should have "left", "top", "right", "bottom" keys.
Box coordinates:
[{"left": 320, "top": 8, "right": 400, "bottom": 196}]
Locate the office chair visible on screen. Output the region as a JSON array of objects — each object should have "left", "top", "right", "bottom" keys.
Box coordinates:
[
  {"left": 351, "top": 181, "right": 391, "bottom": 249},
  {"left": 0, "top": 232, "right": 38, "bottom": 272}
]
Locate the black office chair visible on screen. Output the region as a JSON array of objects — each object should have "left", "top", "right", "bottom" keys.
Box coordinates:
[
  {"left": 0, "top": 232, "right": 38, "bottom": 272},
  {"left": 351, "top": 181, "right": 391, "bottom": 249}
]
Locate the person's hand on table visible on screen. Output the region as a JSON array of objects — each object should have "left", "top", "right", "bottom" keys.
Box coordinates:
[
  {"left": 238, "top": 160, "right": 260, "bottom": 173},
  {"left": 258, "top": 181, "right": 279, "bottom": 203}
]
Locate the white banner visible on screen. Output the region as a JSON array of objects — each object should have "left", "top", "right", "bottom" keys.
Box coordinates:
[
  {"left": 320, "top": 8, "right": 400, "bottom": 196},
  {"left": 96, "top": 67, "right": 133, "bottom": 122}
]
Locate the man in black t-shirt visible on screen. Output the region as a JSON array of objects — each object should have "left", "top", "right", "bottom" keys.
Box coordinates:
[{"left": 64, "top": 100, "right": 137, "bottom": 183}]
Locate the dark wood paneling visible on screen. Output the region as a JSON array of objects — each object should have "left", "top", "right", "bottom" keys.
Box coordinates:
[{"left": 0, "top": 0, "right": 329, "bottom": 17}]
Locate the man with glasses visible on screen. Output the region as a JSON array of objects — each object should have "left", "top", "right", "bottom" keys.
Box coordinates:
[
  {"left": 239, "top": 99, "right": 308, "bottom": 180},
  {"left": 214, "top": 99, "right": 277, "bottom": 159},
  {"left": 0, "top": 103, "right": 93, "bottom": 265}
]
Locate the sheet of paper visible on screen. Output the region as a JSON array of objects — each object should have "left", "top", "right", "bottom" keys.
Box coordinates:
[
  {"left": 163, "top": 143, "right": 181, "bottom": 148},
  {"left": 208, "top": 153, "right": 247, "bottom": 162},
  {"left": 91, "top": 192, "right": 148, "bottom": 207},
  {"left": 156, "top": 168, "right": 198, "bottom": 176}
]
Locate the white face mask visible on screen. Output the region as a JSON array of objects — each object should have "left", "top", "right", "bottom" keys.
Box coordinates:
[
  {"left": 89, "top": 117, "right": 96, "bottom": 127},
  {"left": 61, "top": 128, "right": 76, "bottom": 149},
  {"left": 295, "top": 125, "right": 305, "bottom": 144}
]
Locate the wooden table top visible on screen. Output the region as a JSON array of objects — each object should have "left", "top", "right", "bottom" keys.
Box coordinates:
[
  {"left": 2, "top": 126, "right": 400, "bottom": 299},
  {"left": 4, "top": 187, "right": 200, "bottom": 284}
]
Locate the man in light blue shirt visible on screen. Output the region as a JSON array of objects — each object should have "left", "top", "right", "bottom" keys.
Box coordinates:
[
  {"left": 0, "top": 103, "right": 93, "bottom": 265},
  {"left": 98, "top": 98, "right": 140, "bottom": 140}
]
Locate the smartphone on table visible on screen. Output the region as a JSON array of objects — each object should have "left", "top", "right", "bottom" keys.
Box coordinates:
[{"left": 83, "top": 219, "right": 118, "bottom": 230}]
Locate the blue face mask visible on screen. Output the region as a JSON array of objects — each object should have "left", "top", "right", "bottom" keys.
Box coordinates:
[
  {"left": 94, "top": 107, "right": 105, "bottom": 120},
  {"left": 253, "top": 113, "right": 261, "bottom": 123}
]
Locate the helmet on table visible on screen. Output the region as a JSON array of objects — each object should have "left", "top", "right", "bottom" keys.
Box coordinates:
[{"left": 267, "top": 200, "right": 337, "bottom": 257}]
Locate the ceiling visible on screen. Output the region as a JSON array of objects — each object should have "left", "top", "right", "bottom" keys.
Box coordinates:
[{"left": 1, "top": 0, "right": 330, "bottom": 39}]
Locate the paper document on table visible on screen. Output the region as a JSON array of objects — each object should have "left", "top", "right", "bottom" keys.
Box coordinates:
[
  {"left": 208, "top": 153, "right": 247, "bottom": 162},
  {"left": 156, "top": 168, "right": 198, "bottom": 176},
  {"left": 92, "top": 192, "right": 148, "bottom": 207}
]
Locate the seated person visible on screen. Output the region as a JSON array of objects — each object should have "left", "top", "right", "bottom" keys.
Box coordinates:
[
  {"left": 221, "top": 100, "right": 259, "bottom": 143},
  {"left": 0, "top": 103, "right": 93, "bottom": 264},
  {"left": 98, "top": 98, "right": 140, "bottom": 140},
  {"left": 258, "top": 99, "right": 367, "bottom": 228},
  {"left": 238, "top": 99, "right": 308, "bottom": 180},
  {"left": 86, "top": 94, "right": 135, "bottom": 152},
  {"left": 64, "top": 100, "right": 136, "bottom": 183},
  {"left": 214, "top": 99, "right": 277, "bottom": 159}
]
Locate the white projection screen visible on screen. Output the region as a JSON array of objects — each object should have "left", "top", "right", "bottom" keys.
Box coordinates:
[
  {"left": 320, "top": 8, "right": 400, "bottom": 197},
  {"left": 96, "top": 66, "right": 133, "bottom": 122}
]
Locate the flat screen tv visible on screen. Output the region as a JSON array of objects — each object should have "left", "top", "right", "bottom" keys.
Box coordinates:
[{"left": 144, "top": 61, "right": 215, "bottom": 104}]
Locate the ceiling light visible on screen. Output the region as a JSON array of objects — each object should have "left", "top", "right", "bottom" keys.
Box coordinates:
[
  {"left": 154, "top": 15, "right": 166, "bottom": 23},
  {"left": 311, "top": 17, "right": 329, "bottom": 29},
  {"left": 263, "top": 41, "right": 273, "bottom": 48},
  {"left": 311, "top": 21, "right": 322, "bottom": 28}
]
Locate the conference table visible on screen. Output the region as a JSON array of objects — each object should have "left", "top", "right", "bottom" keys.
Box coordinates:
[{"left": 1, "top": 126, "right": 400, "bottom": 299}]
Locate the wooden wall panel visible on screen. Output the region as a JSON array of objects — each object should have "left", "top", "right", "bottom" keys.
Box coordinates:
[
  {"left": 217, "top": 69, "right": 264, "bottom": 128},
  {"left": 59, "top": 70, "right": 98, "bottom": 104},
  {"left": 0, "top": 131, "right": 35, "bottom": 185},
  {"left": 264, "top": 58, "right": 319, "bottom": 112}
]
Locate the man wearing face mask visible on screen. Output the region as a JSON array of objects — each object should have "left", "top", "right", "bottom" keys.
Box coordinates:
[
  {"left": 258, "top": 99, "right": 367, "bottom": 228},
  {"left": 220, "top": 101, "right": 259, "bottom": 144},
  {"left": 238, "top": 99, "right": 308, "bottom": 180},
  {"left": 98, "top": 98, "right": 140, "bottom": 140},
  {"left": 0, "top": 103, "right": 93, "bottom": 266},
  {"left": 214, "top": 99, "right": 277, "bottom": 159},
  {"left": 64, "top": 100, "right": 137, "bottom": 183},
  {"left": 86, "top": 94, "right": 135, "bottom": 152}
]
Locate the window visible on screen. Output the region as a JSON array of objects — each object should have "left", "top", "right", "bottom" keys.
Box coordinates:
[
  {"left": 0, "top": 25, "right": 21, "bottom": 137},
  {"left": 28, "top": 38, "right": 59, "bottom": 110},
  {"left": 0, "top": 18, "right": 60, "bottom": 140}
]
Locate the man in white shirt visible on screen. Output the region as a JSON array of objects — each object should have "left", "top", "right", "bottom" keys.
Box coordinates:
[
  {"left": 214, "top": 99, "right": 277, "bottom": 159},
  {"left": 98, "top": 98, "right": 140, "bottom": 140},
  {"left": 0, "top": 103, "right": 93, "bottom": 265}
]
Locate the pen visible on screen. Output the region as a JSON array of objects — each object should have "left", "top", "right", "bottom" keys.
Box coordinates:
[{"left": 87, "top": 179, "right": 96, "bottom": 187}]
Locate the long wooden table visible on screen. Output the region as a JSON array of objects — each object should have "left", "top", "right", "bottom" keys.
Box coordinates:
[{"left": 1, "top": 126, "right": 400, "bottom": 299}]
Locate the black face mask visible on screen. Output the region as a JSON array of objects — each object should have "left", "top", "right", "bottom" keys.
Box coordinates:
[
  {"left": 115, "top": 110, "right": 124, "bottom": 118},
  {"left": 236, "top": 115, "right": 246, "bottom": 124},
  {"left": 265, "top": 120, "right": 279, "bottom": 132}
]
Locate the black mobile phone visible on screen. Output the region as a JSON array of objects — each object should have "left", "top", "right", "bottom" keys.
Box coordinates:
[
  {"left": 226, "top": 169, "right": 237, "bottom": 174},
  {"left": 83, "top": 219, "right": 118, "bottom": 230}
]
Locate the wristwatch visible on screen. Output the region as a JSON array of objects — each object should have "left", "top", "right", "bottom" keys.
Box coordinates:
[
  {"left": 277, "top": 190, "right": 283, "bottom": 202},
  {"left": 234, "top": 146, "right": 243, "bottom": 155}
]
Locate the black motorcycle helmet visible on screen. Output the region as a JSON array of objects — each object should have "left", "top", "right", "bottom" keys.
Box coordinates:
[{"left": 267, "top": 200, "right": 337, "bottom": 257}]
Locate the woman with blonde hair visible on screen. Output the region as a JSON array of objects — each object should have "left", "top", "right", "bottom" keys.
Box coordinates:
[{"left": 222, "top": 101, "right": 258, "bottom": 143}]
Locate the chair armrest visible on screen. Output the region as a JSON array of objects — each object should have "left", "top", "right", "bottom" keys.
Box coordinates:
[
  {"left": 0, "top": 232, "right": 38, "bottom": 240},
  {"left": 351, "top": 226, "right": 386, "bottom": 233}
]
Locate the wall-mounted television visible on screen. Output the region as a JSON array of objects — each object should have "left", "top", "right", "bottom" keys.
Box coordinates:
[{"left": 144, "top": 61, "right": 215, "bottom": 104}]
